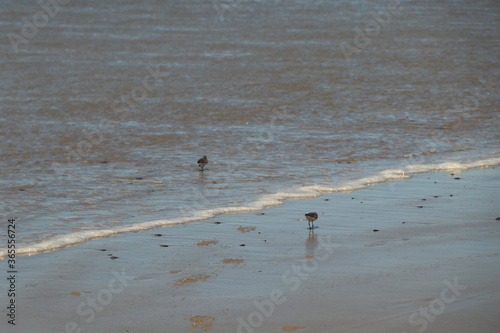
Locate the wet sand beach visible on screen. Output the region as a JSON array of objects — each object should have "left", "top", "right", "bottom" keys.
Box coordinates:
[
  {"left": 2, "top": 1, "right": 500, "bottom": 332},
  {"left": 2, "top": 167, "right": 499, "bottom": 333}
]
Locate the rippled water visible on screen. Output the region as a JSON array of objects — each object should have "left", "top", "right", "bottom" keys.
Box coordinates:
[{"left": 0, "top": 0, "right": 499, "bottom": 255}]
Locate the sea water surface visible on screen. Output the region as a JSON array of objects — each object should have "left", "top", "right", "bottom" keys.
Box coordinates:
[{"left": 0, "top": 0, "right": 499, "bottom": 257}]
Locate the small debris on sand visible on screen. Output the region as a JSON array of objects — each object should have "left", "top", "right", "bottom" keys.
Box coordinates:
[
  {"left": 281, "top": 326, "right": 307, "bottom": 331},
  {"left": 222, "top": 258, "right": 244, "bottom": 265},
  {"left": 175, "top": 274, "right": 210, "bottom": 285},
  {"left": 188, "top": 315, "right": 215, "bottom": 331},
  {"left": 197, "top": 240, "right": 218, "bottom": 246},
  {"left": 237, "top": 226, "right": 256, "bottom": 233}
]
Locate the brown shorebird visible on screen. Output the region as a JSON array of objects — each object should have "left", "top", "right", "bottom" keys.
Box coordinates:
[
  {"left": 305, "top": 212, "right": 318, "bottom": 230},
  {"left": 197, "top": 155, "right": 208, "bottom": 171}
]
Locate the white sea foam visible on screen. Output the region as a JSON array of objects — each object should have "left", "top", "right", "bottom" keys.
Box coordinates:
[{"left": 2, "top": 156, "right": 499, "bottom": 259}]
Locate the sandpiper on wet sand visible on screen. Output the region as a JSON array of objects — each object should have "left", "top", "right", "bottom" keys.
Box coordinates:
[{"left": 305, "top": 212, "right": 318, "bottom": 230}]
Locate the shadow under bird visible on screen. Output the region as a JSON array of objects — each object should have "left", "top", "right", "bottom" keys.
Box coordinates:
[
  {"left": 197, "top": 155, "right": 208, "bottom": 171},
  {"left": 305, "top": 212, "right": 318, "bottom": 230}
]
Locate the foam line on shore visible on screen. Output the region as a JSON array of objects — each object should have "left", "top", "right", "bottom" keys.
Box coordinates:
[{"left": 2, "top": 156, "right": 499, "bottom": 258}]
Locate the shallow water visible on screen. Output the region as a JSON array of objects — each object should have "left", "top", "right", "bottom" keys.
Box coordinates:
[{"left": 0, "top": 0, "right": 499, "bottom": 255}]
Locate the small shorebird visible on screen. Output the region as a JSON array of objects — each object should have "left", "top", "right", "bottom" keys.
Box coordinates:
[
  {"left": 197, "top": 155, "right": 208, "bottom": 171},
  {"left": 305, "top": 212, "right": 318, "bottom": 230}
]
